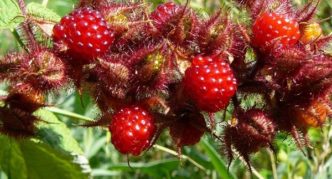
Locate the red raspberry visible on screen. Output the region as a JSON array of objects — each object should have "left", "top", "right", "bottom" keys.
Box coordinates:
[
  {"left": 109, "top": 106, "right": 156, "bottom": 156},
  {"left": 252, "top": 12, "right": 300, "bottom": 51},
  {"left": 183, "top": 56, "right": 237, "bottom": 112},
  {"left": 150, "top": 2, "right": 182, "bottom": 31},
  {"left": 53, "top": 7, "right": 114, "bottom": 60}
]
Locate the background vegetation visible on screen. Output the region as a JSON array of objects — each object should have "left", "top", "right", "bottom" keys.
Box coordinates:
[{"left": 0, "top": 0, "right": 331, "bottom": 178}]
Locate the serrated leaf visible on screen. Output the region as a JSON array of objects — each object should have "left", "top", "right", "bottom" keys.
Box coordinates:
[
  {"left": 34, "top": 109, "right": 83, "bottom": 154},
  {"left": 0, "top": 0, "right": 24, "bottom": 30},
  {"left": 27, "top": 2, "right": 60, "bottom": 23},
  {"left": 0, "top": 135, "right": 90, "bottom": 179}
]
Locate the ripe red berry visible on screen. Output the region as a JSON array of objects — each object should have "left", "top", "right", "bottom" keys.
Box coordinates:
[
  {"left": 150, "top": 2, "right": 182, "bottom": 31},
  {"left": 53, "top": 7, "right": 114, "bottom": 60},
  {"left": 183, "top": 56, "right": 237, "bottom": 112},
  {"left": 109, "top": 106, "right": 156, "bottom": 156},
  {"left": 252, "top": 12, "right": 300, "bottom": 51}
]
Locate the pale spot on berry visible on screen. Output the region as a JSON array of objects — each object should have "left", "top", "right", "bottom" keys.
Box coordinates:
[
  {"left": 127, "top": 131, "right": 133, "bottom": 137},
  {"left": 103, "top": 30, "right": 109, "bottom": 35},
  {"left": 92, "top": 24, "right": 98, "bottom": 30},
  {"left": 211, "top": 78, "right": 216, "bottom": 83},
  {"left": 76, "top": 31, "right": 81, "bottom": 36},
  {"left": 83, "top": 21, "right": 88, "bottom": 27}
]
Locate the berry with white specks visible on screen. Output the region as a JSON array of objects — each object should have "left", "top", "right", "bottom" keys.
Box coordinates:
[
  {"left": 109, "top": 106, "right": 156, "bottom": 156},
  {"left": 252, "top": 12, "right": 300, "bottom": 51},
  {"left": 53, "top": 7, "right": 114, "bottom": 61}
]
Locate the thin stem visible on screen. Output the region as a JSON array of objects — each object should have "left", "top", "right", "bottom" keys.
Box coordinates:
[
  {"left": 238, "top": 155, "right": 264, "bottom": 179},
  {"left": 17, "top": 0, "right": 27, "bottom": 16},
  {"left": 153, "top": 144, "right": 207, "bottom": 171},
  {"left": 44, "top": 106, "right": 94, "bottom": 122},
  {"left": 268, "top": 149, "right": 278, "bottom": 179}
]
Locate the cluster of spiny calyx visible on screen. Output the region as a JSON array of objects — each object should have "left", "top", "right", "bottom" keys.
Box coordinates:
[
  {"left": 49, "top": 0, "right": 242, "bottom": 156},
  {"left": 224, "top": 109, "right": 276, "bottom": 171},
  {"left": 0, "top": 40, "right": 67, "bottom": 137},
  {"left": 0, "top": 84, "right": 44, "bottom": 137},
  {"left": 1, "top": 0, "right": 331, "bottom": 171},
  {"left": 224, "top": 0, "right": 332, "bottom": 169}
]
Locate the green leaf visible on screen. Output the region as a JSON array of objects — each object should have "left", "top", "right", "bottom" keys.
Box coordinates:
[
  {"left": 0, "top": 135, "right": 90, "bottom": 179},
  {"left": 200, "top": 138, "right": 235, "bottom": 179},
  {"left": 34, "top": 109, "right": 84, "bottom": 154},
  {"left": 0, "top": 136, "right": 28, "bottom": 179},
  {"left": 0, "top": 0, "right": 24, "bottom": 30},
  {"left": 27, "top": 2, "right": 61, "bottom": 22},
  {"left": 18, "top": 139, "right": 90, "bottom": 179}
]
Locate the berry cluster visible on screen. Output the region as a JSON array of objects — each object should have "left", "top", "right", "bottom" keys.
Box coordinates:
[{"left": 0, "top": 0, "right": 331, "bottom": 171}]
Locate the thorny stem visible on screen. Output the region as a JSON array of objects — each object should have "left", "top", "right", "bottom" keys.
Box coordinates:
[{"left": 17, "top": 0, "right": 38, "bottom": 51}]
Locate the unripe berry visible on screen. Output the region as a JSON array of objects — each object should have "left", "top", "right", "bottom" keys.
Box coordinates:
[
  {"left": 294, "top": 100, "right": 331, "bottom": 128},
  {"left": 299, "top": 22, "right": 322, "bottom": 44}
]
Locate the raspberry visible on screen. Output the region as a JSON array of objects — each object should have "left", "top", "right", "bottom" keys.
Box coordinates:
[
  {"left": 252, "top": 12, "right": 300, "bottom": 51},
  {"left": 183, "top": 56, "right": 237, "bottom": 112},
  {"left": 109, "top": 106, "right": 156, "bottom": 156},
  {"left": 169, "top": 112, "right": 206, "bottom": 147},
  {"left": 53, "top": 7, "right": 114, "bottom": 61},
  {"left": 150, "top": 2, "right": 182, "bottom": 31}
]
